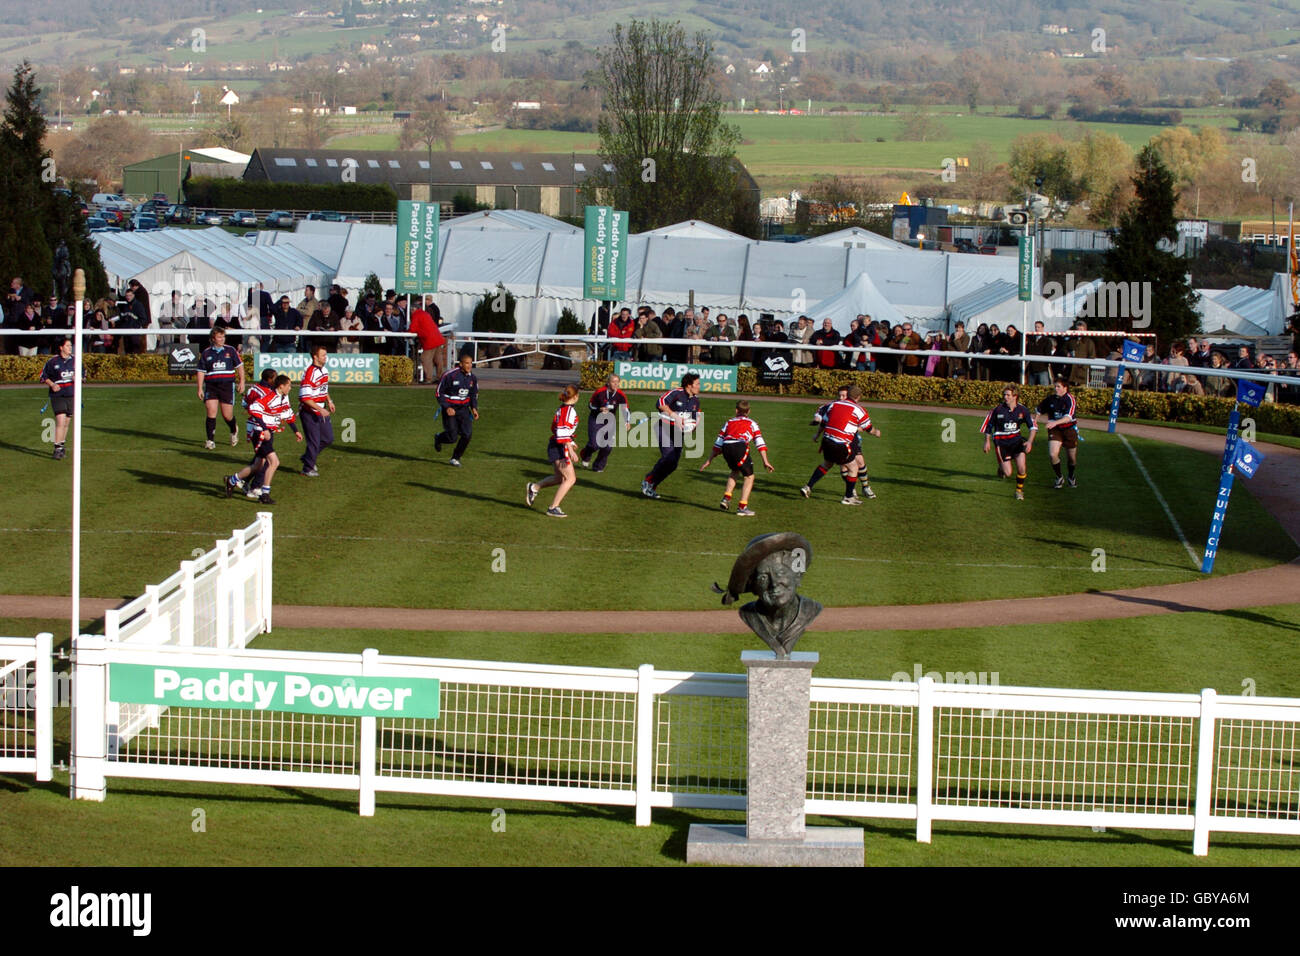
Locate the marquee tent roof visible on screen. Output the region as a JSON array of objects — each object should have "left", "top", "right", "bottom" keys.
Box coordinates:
[
  {"left": 800, "top": 227, "right": 911, "bottom": 251},
  {"left": 805, "top": 272, "right": 909, "bottom": 328}
]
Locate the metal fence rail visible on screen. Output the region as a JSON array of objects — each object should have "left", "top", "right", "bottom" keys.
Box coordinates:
[
  {"left": 68, "top": 638, "right": 1300, "bottom": 855},
  {"left": 0, "top": 633, "right": 53, "bottom": 781}
]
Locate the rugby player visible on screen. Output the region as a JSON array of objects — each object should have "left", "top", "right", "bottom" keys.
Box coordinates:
[
  {"left": 641, "top": 372, "right": 701, "bottom": 499},
  {"left": 800, "top": 385, "right": 881, "bottom": 504},
  {"left": 39, "top": 337, "right": 77, "bottom": 460},
  {"left": 699, "top": 400, "right": 774, "bottom": 516},
  {"left": 1036, "top": 376, "right": 1080, "bottom": 488},
  {"left": 224, "top": 373, "right": 301, "bottom": 504},
  {"left": 196, "top": 326, "right": 245, "bottom": 449},
  {"left": 579, "top": 373, "right": 629, "bottom": 472},
  {"left": 298, "top": 344, "right": 336, "bottom": 477},
  {"left": 434, "top": 354, "right": 479, "bottom": 466},
  {"left": 982, "top": 385, "right": 1037, "bottom": 500},
  {"left": 526, "top": 385, "right": 582, "bottom": 517}
]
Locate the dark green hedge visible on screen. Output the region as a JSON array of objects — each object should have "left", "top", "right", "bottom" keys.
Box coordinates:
[
  {"left": 0, "top": 354, "right": 413, "bottom": 384},
  {"left": 184, "top": 178, "right": 398, "bottom": 212},
  {"left": 578, "top": 361, "right": 1300, "bottom": 437}
]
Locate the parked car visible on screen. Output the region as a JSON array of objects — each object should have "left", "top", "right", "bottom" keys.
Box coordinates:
[
  {"left": 198, "top": 211, "right": 224, "bottom": 226},
  {"left": 132, "top": 214, "right": 160, "bottom": 231},
  {"left": 98, "top": 207, "right": 125, "bottom": 224},
  {"left": 151, "top": 192, "right": 170, "bottom": 205},
  {"left": 91, "top": 192, "right": 132, "bottom": 211},
  {"left": 306, "top": 210, "right": 343, "bottom": 222},
  {"left": 86, "top": 216, "right": 109, "bottom": 231},
  {"left": 227, "top": 210, "right": 257, "bottom": 226},
  {"left": 264, "top": 211, "right": 295, "bottom": 228},
  {"left": 165, "top": 204, "right": 194, "bottom": 225}
]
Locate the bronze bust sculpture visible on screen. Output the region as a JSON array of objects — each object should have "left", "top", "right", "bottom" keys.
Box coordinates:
[{"left": 714, "top": 532, "right": 822, "bottom": 659}]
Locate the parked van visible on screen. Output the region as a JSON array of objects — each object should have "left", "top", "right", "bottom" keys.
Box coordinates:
[{"left": 91, "top": 193, "right": 132, "bottom": 211}]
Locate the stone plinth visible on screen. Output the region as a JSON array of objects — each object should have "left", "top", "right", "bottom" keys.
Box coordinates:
[{"left": 686, "top": 650, "right": 864, "bottom": 866}]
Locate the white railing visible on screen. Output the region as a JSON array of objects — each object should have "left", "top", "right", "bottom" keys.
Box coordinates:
[
  {"left": 104, "top": 512, "right": 273, "bottom": 650},
  {"left": 68, "top": 640, "right": 1300, "bottom": 856},
  {"left": 100, "top": 513, "right": 272, "bottom": 752},
  {"left": 0, "top": 633, "right": 53, "bottom": 782}
]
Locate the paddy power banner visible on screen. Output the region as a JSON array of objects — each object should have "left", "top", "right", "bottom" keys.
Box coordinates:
[
  {"left": 615, "top": 361, "right": 737, "bottom": 393},
  {"left": 584, "top": 205, "right": 628, "bottom": 300},
  {"left": 396, "top": 200, "right": 439, "bottom": 295}
]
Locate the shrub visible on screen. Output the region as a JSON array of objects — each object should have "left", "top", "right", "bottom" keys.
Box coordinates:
[
  {"left": 472, "top": 285, "right": 517, "bottom": 335},
  {"left": 555, "top": 308, "right": 586, "bottom": 336},
  {"left": 576, "top": 361, "right": 1300, "bottom": 436},
  {"left": 0, "top": 353, "right": 413, "bottom": 385}
]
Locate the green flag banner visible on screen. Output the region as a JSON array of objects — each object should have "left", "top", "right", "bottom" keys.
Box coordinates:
[
  {"left": 1017, "top": 236, "right": 1034, "bottom": 302},
  {"left": 396, "top": 200, "right": 440, "bottom": 295},
  {"left": 584, "top": 205, "right": 628, "bottom": 300}
]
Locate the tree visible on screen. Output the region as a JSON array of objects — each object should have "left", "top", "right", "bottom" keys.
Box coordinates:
[
  {"left": 398, "top": 105, "right": 455, "bottom": 152},
  {"left": 586, "top": 19, "right": 743, "bottom": 232},
  {"left": 1008, "top": 133, "right": 1081, "bottom": 203},
  {"left": 0, "top": 63, "right": 106, "bottom": 299},
  {"left": 895, "top": 107, "right": 948, "bottom": 142},
  {"left": 1103, "top": 146, "right": 1199, "bottom": 346}
]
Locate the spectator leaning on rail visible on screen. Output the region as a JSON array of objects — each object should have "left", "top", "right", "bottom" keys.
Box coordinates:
[
  {"left": 606, "top": 306, "right": 636, "bottom": 361},
  {"left": 1067, "top": 321, "right": 1096, "bottom": 388},
  {"left": 892, "top": 321, "right": 924, "bottom": 376},
  {"left": 1026, "top": 320, "right": 1054, "bottom": 386},
  {"left": 272, "top": 295, "right": 303, "bottom": 353},
  {"left": 706, "top": 312, "right": 738, "bottom": 364},
  {"left": 809, "top": 317, "right": 841, "bottom": 371},
  {"left": 948, "top": 321, "right": 971, "bottom": 378},
  {"left": 636, "top": 307, "right": 665, "bottom": 361}
]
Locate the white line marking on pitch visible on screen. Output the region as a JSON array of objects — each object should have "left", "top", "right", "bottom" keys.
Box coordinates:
[
  {"left": 1118, "top": 434, "right": 1200, "bottom": 568},
  {"left": 0, "top": 527, "right": 1197, "bottom": 574}
]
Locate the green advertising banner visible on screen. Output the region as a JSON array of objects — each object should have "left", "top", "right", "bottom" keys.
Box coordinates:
[
  {"left": 255, "top": 353, "right": 380, "bottom": 384},
  {"left": 396, "top": 199, "right": 440, "bottom": 295},
  {"left": 615, "top": 360, "right": 738, "bottom": 393},
  {"left": 584, "top": 205, "right": 628, "bottom": 300},
  {"left": 1018, "top": 235, "right": 1034, "bottom": 302},
  {"left": 109, "top": 663, "right": 440, "bottom": 719}
]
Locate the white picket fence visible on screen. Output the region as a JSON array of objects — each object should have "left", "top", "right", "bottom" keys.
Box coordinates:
[
  {"left": 68, "top": 639, "right": 1300, "bottom": 856},
  {"left": 0, "top": 633, "right": 53, "bottom": 782}
]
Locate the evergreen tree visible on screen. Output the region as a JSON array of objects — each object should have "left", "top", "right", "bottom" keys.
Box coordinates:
[
  {"left": 1102, "top": 146, "right": 1199, "bottom": 348},
  {"left": 0, "top": 62, "right": 107, "bottom": 301}
]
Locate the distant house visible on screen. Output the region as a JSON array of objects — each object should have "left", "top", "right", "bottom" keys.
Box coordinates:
[
  {"left": 512, "top": 101, "right": 541, "bottom": 110},
  {"left": 1041, "top": 24, "right": 1069, "bottom": 35},
  {"left": 752, "top": 63, "right": 772, "bottom": 75}
]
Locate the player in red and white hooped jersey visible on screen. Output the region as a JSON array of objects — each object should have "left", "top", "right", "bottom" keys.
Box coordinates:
[
  {"left": 699, "top": 400, "right": 774, "bottom": 516},
  {"left": 526, "top": 385, "right": 582, "bottom": 517},
  {"left": 223, "top": 373, "right": 302, "bottom": 504},
  {"left": 298, "top": 344, "right": 336, "bottom": 477},
  {"left": 800, "top": 385, "right": 882, "bottom": 505}
]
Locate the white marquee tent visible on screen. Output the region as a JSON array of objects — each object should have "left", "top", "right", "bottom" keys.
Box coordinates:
[{"left": 108, "top": 215, "right": 1023, "bottom": 338}]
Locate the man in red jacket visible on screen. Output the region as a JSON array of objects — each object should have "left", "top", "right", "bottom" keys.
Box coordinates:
[
  {"left": 407, "top": 296, "right": 447, "bottom": 385},
  {"left": 606, "top": 307, "right": 636, "bottom": 361}
]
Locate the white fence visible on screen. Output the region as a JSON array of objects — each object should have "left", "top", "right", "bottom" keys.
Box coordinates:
[
  {"left": 0, "top": 633, "right": 53, "bottom": 782},
  {"left": 68, "top": 640, "right": 1300, "bottom": 856},
  {"left": 100, "top": 513, "right": 272, "bottom": 753}
]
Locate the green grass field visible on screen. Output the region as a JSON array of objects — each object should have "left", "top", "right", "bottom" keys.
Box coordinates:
[
  {"left": 331, "top": 112, "right": 1188, "bottom": 189},
  {"left": 5, "top": 605, "right": 1299, "bottom": 866},
  {"left": 0, "top": 384, "right": 1293, "bottom": 611}
]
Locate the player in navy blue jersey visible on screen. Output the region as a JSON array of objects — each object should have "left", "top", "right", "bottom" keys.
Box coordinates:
[
  {"left": 39, "top": 337, "right": 78, "bottom": 460},
  {"left": 434, "top": 354, "right": 479, "bottom": 466},
  {"left": 641, "top": 373, "right": 701, "bottom": 499},
  {"left": 579, "top": 373, "right": 629, "bottom": 472},
  {"left": 982, "top": 385, "right": 1037, "bottom": 500},
  {"left": 1036, "top": 377, "right": 1080, "bottom": 488},
  {"left": 196, "top": 327, "right": 246, "bottom": 449}
]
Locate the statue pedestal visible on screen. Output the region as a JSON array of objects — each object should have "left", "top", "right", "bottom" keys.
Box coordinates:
[{"left": 686, "top": 651, "right": 864, "bottom": 866}]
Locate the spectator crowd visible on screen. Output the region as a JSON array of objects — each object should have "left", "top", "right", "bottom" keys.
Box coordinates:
[
  {"left": 0, "top": 275, "right": 451, "bottom": 383},
  {"left": 591, "top": 304, "right": 1300, "bottom": 405}
]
